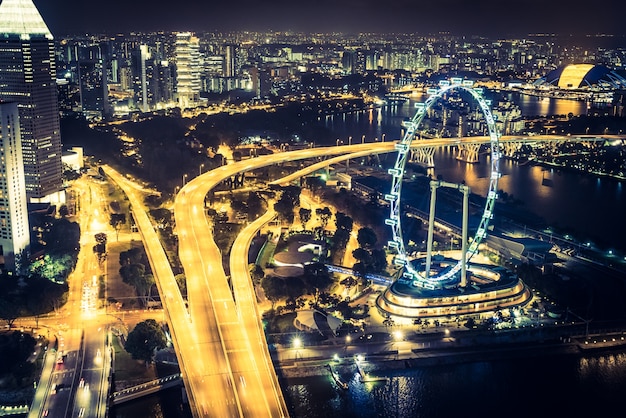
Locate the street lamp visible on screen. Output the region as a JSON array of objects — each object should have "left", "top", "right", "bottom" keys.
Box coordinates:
[
  {"left": 361, "top": 134, "right": 366, "bottom": 144},
  {"left": 292, "top": 337, "right": 302, "bottom": 360},
  {"left": 392, "top": 330, "right": 403, "bottom": 358},
  {"left": 199, "top": 163, "right": 205, "bottom": 176},
  {"left": 182, "top": 173, "right": 188, "bottom": 187},
  {"left": 382, "top": 133, "right": 386, "bottom": 142}
]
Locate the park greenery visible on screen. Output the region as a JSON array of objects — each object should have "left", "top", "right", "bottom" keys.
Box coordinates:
[
  {"left": 119, "top": 247, "right": 155, "bottom": 308},
  {"left": 0, "top": 210, "right": 81, "bottom": 326},
  {"left": 0, "top": 330, "right": 40, "bottom": 398},
  {"left": 124, "top": 319, "right": 167, "bottom": 363}
]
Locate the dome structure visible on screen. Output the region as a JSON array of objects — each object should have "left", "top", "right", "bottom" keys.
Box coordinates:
[{"left": 535, "top": 64, "right": 626, "bottom": 90}]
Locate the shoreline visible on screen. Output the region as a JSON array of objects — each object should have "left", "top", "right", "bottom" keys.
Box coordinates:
[{"left": 275, "top": 336, "right": 626, "bottom": 379}]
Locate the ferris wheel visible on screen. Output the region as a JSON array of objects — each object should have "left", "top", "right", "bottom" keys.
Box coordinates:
[{"left": 385, "top": 78, "right": 501, "bottom": 289}]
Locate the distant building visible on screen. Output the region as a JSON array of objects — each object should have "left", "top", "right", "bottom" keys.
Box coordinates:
[
  {"left": 223, "top": 43, "right": 237, "bottom": 78},
  {"left": 0, "top": 103, "right": 31, "bottom": 272},
  {"left": 62, "top": 147, "right": 84, "bottom": 172},
  {"left": 0, "top": 0, "right": 64, "bottom": 203},
  {"left": 536, "top": 64, "right": 626, "bottom": 90},
  {"left": 175, "top": 32, "right": 202, "bottom": 108},
  {"left": 78, "top": 44, "right": 109, "bottom": 120}
]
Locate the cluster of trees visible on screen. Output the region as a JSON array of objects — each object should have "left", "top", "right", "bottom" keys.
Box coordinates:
[
  {"left": 124, "top": 319, "right": 167, "bottom": 363},
  {"left": 273, "top": 185, "right": 301, "bottom": 223},
  {"left": 352, "top": 227, "right": 388, "bottom": 276},
  {"left": 0, "top": 331, "right": 38, "bottom": 389},
  {"left": 119, "top": 247, "right": 155, "bottom": 308},
  {"left": 0, "top": 275, "right": 68, "bottom": 327},
  {"left": 261, "top": 262, "right": 333, "bottom": 310},
  {"left": 94, "top": 232, "right": 107, "bottom": 265},
  {"left": 0, "top": 214, "right": 80, "bottom": 326}
]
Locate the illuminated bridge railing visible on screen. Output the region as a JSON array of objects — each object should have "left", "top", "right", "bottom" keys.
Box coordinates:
[{"left": 110, "top": 373, "right": 182, "bottom": 405}]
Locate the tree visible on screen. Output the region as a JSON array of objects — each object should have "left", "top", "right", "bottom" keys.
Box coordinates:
[
  {"left": 298, "top": 207, "right": 312, "bottom": 230},
  {"left": 124, "top": 319, "right": 167, "bottom": 363},
  {"left": 357, "top": 227, "right": 377, "bottom": 249},
  {"left": 247, "top": 192, "right": 264, "bottom": 220},
  {"left": 340, "top": 276, "right": 358, "bottom": 293},
  {"left": 43, "top": 218, "right": 81, "bottom": 256},
  {"left": 120, "top": 262, "right": 154, "bottom": 306},
  {"left": 249, "top": 264, "right": 265, "bottom": 286},
  {"left": 335, "top": 212, "right": 353, "bottom": 233},
  {"left": 316, "top": 207, "right": 332, "bottom": 229},
  {"left": 352, "top": 248, "right": 372, "bottom": 265},
  {"left": 0, "top": 296, "right": 23, "bottom": 328},
  {"left": 282, "top": 185, "right": 301, "bottom": 207},
  {"left": 370, "top": 248, "right": 388, "bottom": 273},
  {"left": 274, "top": 198, "right": 295, "bottom": 223},
  {"left": 301, "top": 262, "right": 333, "bottom": 305},
  {"left": 120, "top": 247, "right": 146, "bottom": 266},
  {"left": 110, "top": 213, "right": 126, "bottom": 241},
  {"left": 261, "top": 276, "right": 284, "bottom": 310},
  {"left": 94, "top": 232, "right": 107, "bottom": 263},
  {"left": 333, "top": 212, "right": 353, "bottom": 250}
]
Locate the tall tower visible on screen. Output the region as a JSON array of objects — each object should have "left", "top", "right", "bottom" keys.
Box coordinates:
[
  {"left": 139, "top": 44, "right": 150, "bottom": 113},
  {"left": 0, "top": 102, "right": 31, "bottom": 272},
  {"left": 223, "top": 43, "right": 236, "bottom": 78},
  {"left": 78, "top": 44, "right": 109, "bottom": 120},
  {"left": 0, "top": 0, "right": 64, "bottom": 202},
  {"left": 175, "top": 32, "right": 201, "bottom": 109}
]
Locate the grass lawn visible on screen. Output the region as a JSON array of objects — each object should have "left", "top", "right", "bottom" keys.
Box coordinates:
[
  {"left": 257, "top": 240, "right": 276, "bottom": 268},
  {"left": 111, "top": 335, "right": 156, "bottom": 384}
]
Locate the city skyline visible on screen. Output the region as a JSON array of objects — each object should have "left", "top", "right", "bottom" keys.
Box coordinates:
[{"left": 33, "top": 0, "right": 626, "bottom": 39}]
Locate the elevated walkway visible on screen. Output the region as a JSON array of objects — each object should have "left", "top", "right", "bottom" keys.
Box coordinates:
[{"left": 110, "top": 373, "right": 183, "bottom": 405}]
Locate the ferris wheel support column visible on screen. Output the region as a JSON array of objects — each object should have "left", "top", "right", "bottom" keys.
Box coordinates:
[
  {"left": 460, "top": 185, "right": 470, "bottom": 287},
  {"left": 424, "top": 180, "right": 438, "bottom": 278}
]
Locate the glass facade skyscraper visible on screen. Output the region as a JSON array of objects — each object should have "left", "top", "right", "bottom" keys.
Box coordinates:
[{"left": 0, "top": 0, "right": 63, "bottom": 202}]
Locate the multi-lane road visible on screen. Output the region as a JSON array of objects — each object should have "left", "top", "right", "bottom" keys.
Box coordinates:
[{"left": 94, "top": 134, "right": 626, "bottom": 417}]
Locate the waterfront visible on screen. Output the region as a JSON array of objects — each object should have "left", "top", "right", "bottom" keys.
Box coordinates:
[
  {"left": 430, "top": 147, "right": 626, "bottom": 253},
  {"left": 112, "top": 344, "right": 626, "bottom": 418},
  {"left": 283, "top": 350, "right": 626, "bottom": 418},
  {"left": 326, "top": 93, "right": 625, "bottom": 254},
  {"left": 115, "top": 93, "right": 626, "bottom": 417}
]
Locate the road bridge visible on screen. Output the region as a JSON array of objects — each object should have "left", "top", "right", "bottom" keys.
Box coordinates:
[{"left": 106, "top": 133, "right": 624, "bottom": 417}]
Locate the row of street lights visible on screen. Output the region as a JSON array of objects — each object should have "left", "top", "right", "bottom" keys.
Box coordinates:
[
  {"left": 180, "top": 163, "right": 207, "bottom": 191},
  {"left": 335, "top": 134, "right": 387, "bottom": 148}
]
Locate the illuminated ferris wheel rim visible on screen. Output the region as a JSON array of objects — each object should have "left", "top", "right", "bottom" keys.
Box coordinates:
[{"left": 385, "top": 79, "right": 501, "bottom": 288}]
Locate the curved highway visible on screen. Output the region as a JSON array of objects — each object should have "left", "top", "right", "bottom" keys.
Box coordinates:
[{"left": 108, "top": 133, "right": 625, "bottom": 417}]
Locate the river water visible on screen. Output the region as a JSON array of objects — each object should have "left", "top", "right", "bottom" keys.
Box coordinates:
[
  {"left": 325, "top": 93, "right": 626, "bottom": 253},
  {"left": 113, "top": 93, "right": 626, "bottom": 417},
  {"left": 284, "top": 352, "right": 626, "bottom": 418}
]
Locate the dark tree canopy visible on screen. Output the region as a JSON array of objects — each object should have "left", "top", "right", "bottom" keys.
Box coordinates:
[
  {"left": 357, "top": 227, "right": 378, "bottom": 249},
  {"left": 124, "top": 319, "right": 167, "bottom": 363},
  {"left": 43, "top": 218, "right": 81, "bottom": 256}
]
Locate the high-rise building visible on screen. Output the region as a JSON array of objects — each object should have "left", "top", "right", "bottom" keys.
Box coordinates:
[
  {"left": 78, "top": 44, "right": 109, "bottom": 120},
  {"left": 0, "top": 0, "right": 64, "bottom": 202},
  {"left": 0, "top": 102, "right": 31, "bottom": 272},
  {"left": 175, "top": 32, "right": 202, "bottom": 109},
  {"left": 223, "top": 43, "right": 237, "bottom": 78},
  {"left": 139, "top": 44, "right": 150, "bottom": 112}
]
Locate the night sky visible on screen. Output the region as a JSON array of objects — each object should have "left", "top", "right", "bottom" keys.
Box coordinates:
[{"left": 31, "top": 0, "right": 626, "bottom": 38}]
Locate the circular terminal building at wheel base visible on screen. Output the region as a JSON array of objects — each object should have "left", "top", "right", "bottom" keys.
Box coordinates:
[{"left": 376, "top": 79, "right": 533, "bottom": 320}]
